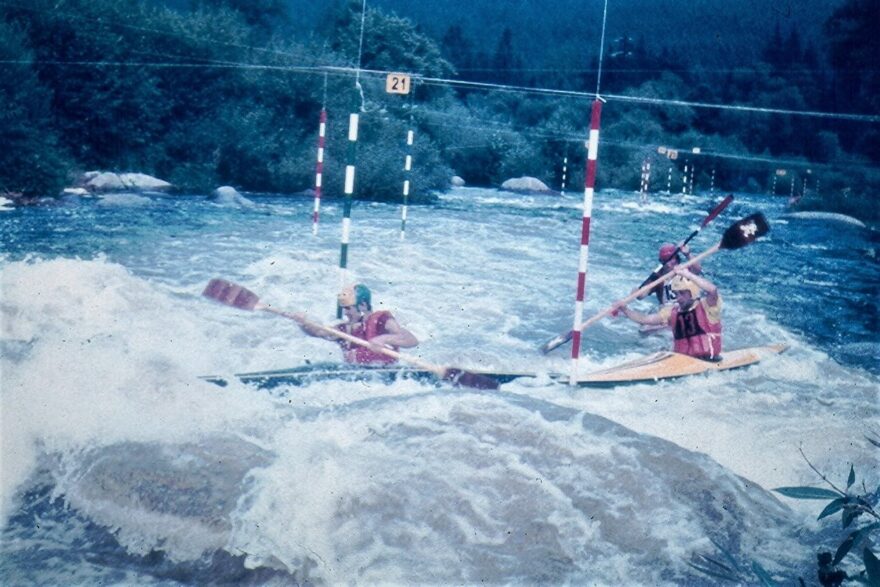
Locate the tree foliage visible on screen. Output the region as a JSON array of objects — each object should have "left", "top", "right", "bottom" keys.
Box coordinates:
[{"left": 0, "top": 0, "right": 876, "bottom": 220}]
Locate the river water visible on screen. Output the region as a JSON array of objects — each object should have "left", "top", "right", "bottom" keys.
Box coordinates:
[{"left": 1, "top": 187, "right": 877, "bottom": 584}]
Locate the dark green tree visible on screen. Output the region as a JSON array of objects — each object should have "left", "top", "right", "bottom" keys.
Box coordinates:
[
  {"left": 196, "top": 0, "right": 292, "bottom": 37},
  {"left": 824, "top": 0, "right": 880, "bottom": 162},
  {"left": 491, "top": 27, "right": 519, "bottom": 85},
  {"left": 440, "top": 24, "right": 470, "bottom": 79},
  {"left": 0, "top": 20, "right": 71, "bottom": 196}
]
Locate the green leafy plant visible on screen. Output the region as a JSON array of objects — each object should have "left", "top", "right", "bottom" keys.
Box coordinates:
[
  {"left": 689, "top": 438, "right": 879, "bottom": 586},
  {"left": 687, "top": 538, "right": 782, "bottom": 585},
  {"left": 773, "top": 444, "right": 880, "bottom": 586}
]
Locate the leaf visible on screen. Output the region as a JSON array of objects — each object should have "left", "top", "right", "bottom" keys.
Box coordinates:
[
  {"left": 865, "top": 547, "right": 880, "bottom": 587},
  {"left": 696, "top": 553, "right": 733, "bottom": 573},
  {"left": 774, "top": 486, "right": 840, "bottom": 500},
  {"left": 818, "top": 497, "right": 848, "bottom": 520},
  {"left": 848, "top": 465, "right": 856, "bottom": 490},
  {"left": 834, "top": 531, "right": 858, "bottom": 566},
  {"left": 834, "top": 524, "right": 880, "bottom": 566},
  {"left": 843, "top": 507, "right": 860, "bottom": 529},
  {"left": 709, "top": 538, "right": 742, "bottom": 572},
  {"left": 751, "top": 561, "right": 778, "bottom": 586},
  {"left": 686, "top": 561, "right": 739, "bottom": 582}
]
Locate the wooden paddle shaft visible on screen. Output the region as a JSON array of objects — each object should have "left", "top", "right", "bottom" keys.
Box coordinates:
[
  {"left": 639, "top": 195, "right": 733, "bottom": 288},
  {"left": 260, "top": 305, "right": 447, "bottom": 377},
  {"left": 576, "top": 243, "right": 721, "bottom": 333}
]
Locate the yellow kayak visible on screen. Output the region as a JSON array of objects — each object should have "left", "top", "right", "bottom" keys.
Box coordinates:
[{"left": 568, "top": 344, "right": 788, "bottom": 387}]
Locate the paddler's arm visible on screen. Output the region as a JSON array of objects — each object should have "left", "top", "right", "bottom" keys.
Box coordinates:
[
  {"left": 679, "top": 243, "right": 702, "bottom": 273},
  {"left": 673, "top": 266, "right": 718, "bottom": 305},
  {"left": 287, "top": 312, "right": 341, "bottom": 341},
  {"left": 369, "top": 317, "right": 418, "bottom": 350},
  {"left": 614, "top": 303, "right": 666, "bottom": 326}
]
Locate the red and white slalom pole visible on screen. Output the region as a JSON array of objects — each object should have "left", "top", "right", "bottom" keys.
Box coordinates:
[
  {"left": 569, "top": 98, "right": 603, "bottom": 384},
  {"left": 312, "top": 108, "right": 327, "bottom": 235}
]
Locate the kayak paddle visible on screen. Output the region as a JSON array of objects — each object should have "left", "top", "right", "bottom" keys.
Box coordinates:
[
  {"left": 636, "top": 194, "right": 734, "bottom": 290},
  {"left": 202, "top": 278, "right": 500, "bottom": 391},
  {"left": 540, "top": 213, "right": 770, "bottom": 354}
]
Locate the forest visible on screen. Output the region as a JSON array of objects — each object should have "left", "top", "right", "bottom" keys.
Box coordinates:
[{"left": 1, "top": 0, "right": 878, "bottom": 221}]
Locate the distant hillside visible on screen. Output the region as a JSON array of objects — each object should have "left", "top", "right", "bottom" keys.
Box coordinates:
[{"left": 337, "top": 0, "right": 842, "bottom": 74}]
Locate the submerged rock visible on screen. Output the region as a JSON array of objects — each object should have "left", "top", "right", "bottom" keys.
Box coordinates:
[
  {"left": 208, "top": 186, "right": 254, "bottom": 207},
  {"left": 501, "top": 176, "right": 553, "bottom": 194},
  {"left": 81, "top": 172, "right": 173, "bottom": 193}
]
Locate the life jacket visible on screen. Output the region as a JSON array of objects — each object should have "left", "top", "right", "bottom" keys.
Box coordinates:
[
  {"left": 667, "top": 298, "right": 722, "bottom": 359},
  {"left": 336, "top": 310, "right": 397, "bottom": 365}
]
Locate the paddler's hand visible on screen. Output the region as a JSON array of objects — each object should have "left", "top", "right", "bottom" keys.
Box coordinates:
[
  {"left": 366, "top": 334, "right": 393, "bottom": 354},
  {"left": 672, "top": 265, "right": 692, "bottom": 278},
  {"left": 610, "top": 303, "right": 626, "bottom": 318},
  {"left": 679, "top": 243, "right": 691, "bottom": 256},
  {"left": 367, "top": 341, "right": 391, "bottom": 356}
]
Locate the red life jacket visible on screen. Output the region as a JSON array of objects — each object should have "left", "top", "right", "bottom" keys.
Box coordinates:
[
  {"left": 336, "top": 310, "right": 397, "bottom": 365},
  {"left": 667, "top": 299, "right": 722, "bottom": 359}
]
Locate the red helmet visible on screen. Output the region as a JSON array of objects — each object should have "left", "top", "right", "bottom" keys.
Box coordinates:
[{"left": 658, "top": 243, "right": 678, "bottom": 262}]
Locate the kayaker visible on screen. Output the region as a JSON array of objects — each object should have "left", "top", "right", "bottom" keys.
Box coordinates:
[
  {"left": 639, "top": 242, "right": 702, "bottom": 305},
  {"left": 615, "top": 266, "right": 722, "bottom": 360},
  {"left": 292, "top": 283, "right": 418, "bottom": 365}
]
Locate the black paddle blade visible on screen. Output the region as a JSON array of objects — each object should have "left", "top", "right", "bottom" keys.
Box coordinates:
[
  {"left": 719, "top": 213, "right": 769, "bottom": 250},
  {"left": 202, "top": 278, "right": 260, "bottom": 310},
  {"left": 444, "top": 368, "right": 500, "bottom": 390}
]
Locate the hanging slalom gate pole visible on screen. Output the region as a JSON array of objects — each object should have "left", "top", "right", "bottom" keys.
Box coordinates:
[
  {"left": 312, "top": 108, "right": 327, "bottom": 235},
  {"left": 399, "top": 85, "right": 415, "bottom": 239},
  {"left": 710, "top": 167, "right": 716, "bottom": 195},
  {"left": 681, "top": 163, "right": 688, "bottom": 195},
  {"left": 689, "top": 161, "right": 696, "bottom": 194},
  {"left": 570, "top": 98, "right": 604, "bottom": 385},
  {"left": 561, "top": 154, "right": 568, "bottom": 195},
  {"left": 336, "top": 0, "right": 368, "bottom": 317},
  {"left": 312, "top": 74, "right": 328, "bottom": 235},
  {"left": 568, "top": 0, "right": 609, "bottom": 385},
  {"left": 400, "top": 127, "right": 414, "bottom": 239},
  {"left": 667, "top": 164, "right": 673, "bottom": 194},
  {"left": 337, "top": 100, "right": 360, "bottom": 317},
  {"left": 771, "top": 172, "right": 777, "bottom": 195}
]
